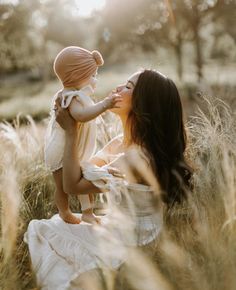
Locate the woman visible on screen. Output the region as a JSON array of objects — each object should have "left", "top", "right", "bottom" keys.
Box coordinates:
[{"left": 25, "top": 69, "right": 192, "bottom": 289}]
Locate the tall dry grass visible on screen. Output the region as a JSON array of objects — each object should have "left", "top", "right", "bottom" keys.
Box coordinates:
[
  {"left": 152, "top": 96, "right": 236, "bottom": 290},
  {"left": 0, "top": 115, "right": 54, "bottom": 289},
  {"left": 0, "top": 112, "right": 119, "bottom": 289},
  {"left": 0, "top": 96, "right": 236, "bottom": 290}
]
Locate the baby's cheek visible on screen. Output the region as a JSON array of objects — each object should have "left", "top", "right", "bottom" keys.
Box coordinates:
[{"left": 90, "top": 77, "right": 97, "bottom": 88}]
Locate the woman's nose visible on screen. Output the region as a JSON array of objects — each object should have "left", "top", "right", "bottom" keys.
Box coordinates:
[{"left": 116, "top": 85, "right": 123, "bottom": 92}]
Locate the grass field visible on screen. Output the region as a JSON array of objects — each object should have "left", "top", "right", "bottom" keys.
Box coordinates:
[
  {"left": 0, "top": 60, "right": 236, "bottom": 289},
  {"left": 1, "top": 93, "right": 236, "bottom": 289}
]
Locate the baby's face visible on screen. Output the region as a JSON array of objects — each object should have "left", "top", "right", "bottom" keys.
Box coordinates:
[
  {"left": 78, "top": 71, "right": 97, "bottom": 90},
  {"left": 89, "top": 71, "right": 98, "bottom": 89}
]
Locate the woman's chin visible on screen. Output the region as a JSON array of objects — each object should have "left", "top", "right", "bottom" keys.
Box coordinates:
[
  {"left": 109, "top": 107, "right": 128, "bottom": 117},
  {"left": 109, "top": 108, "right": 118, "bottom": 114}
]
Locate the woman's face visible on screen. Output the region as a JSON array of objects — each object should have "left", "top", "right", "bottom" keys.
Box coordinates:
[{"left": 110, "top": 71, "right": 141, "bottom": 116}]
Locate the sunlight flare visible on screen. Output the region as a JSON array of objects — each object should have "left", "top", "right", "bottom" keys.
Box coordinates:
[{"left": 75, "top": 0, "right": 106, "bottom": 16}]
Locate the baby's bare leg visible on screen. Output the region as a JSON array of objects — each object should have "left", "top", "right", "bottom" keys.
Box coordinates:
[
  {"left": 53, "top": 169, "right": 81, "bottom": 224},
  {"left": 79, "top": 195, "right": 92, "bottom": 212},
  {"left": 80, "top": 194, "right": 101, "bottom": 224}
]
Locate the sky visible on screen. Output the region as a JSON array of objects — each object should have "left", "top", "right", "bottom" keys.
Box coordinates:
[
  {"left": 1, "top": 0, "right": 106, "bottom": 17},
  {"left": 75, "top": 0, "right": 106, "bottom": 17}
]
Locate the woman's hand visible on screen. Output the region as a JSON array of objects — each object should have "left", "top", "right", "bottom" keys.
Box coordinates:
[{"left": 54, "top": 93, "right": 77, "bottom": 132}]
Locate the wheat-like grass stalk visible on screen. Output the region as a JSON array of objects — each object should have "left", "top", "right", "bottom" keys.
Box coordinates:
[{"left": 0, "top": 96, "right": 236, "bottom": 289}]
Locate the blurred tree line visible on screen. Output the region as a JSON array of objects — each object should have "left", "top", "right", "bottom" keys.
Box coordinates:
[{"left": 0, "top": 0, "right": 235, "bottom": 81}]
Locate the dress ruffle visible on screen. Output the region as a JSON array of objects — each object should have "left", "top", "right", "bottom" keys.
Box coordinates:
[
  {"left": 25, "top": 164, "right": 163, "bottom": 289},
  {"left": 24, "top": 214, "right": 124, "bottom": 290}
]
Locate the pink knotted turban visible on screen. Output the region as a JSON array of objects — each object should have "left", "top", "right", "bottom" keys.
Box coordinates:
[{"left": 53, "top": 46, "right": 104, "bottom": 88}]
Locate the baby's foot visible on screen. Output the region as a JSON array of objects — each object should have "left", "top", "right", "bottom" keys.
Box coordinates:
[
  {"left": 81, "top": 212, "right": 101, "bottom": 225},
  {"left": 59, "top": 211, "right": 81, "bottom": 224}
]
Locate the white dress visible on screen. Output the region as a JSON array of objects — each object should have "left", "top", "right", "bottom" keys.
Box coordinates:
[{"left": 24, "top": 154, "right": 163, "bottom": 290}]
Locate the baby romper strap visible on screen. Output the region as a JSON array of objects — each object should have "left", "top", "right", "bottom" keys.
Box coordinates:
[
  {"left": 61, "top": 90, "right": 81, "bottom": 108},
  {"left": 61, "top": 85, "right": 94, "bottom": 108}
]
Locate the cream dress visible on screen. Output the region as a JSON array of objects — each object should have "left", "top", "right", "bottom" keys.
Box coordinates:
[
  {"left": 25, "top": 140, "right": 163, "bottom": 290},
  {"left": 44, "top": 85, "right": 96, "bottom": 210},
  {"left": 44, "top": 85, "right": 96, "bottom": 172}
]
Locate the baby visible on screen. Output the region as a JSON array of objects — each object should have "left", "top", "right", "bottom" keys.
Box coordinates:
[{"left": 44, "top": 46, "right": 122, "bottom": 224}]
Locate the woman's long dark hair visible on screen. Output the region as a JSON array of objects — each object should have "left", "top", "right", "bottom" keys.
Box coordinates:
[{"left": 128, "top": 69, "right": 192, "bottom": 207}]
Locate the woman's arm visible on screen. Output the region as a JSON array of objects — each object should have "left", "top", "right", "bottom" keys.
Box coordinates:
[
  {"left": 69, "top": 93, "right": 122, "bottom": 123},
  {"left": 55, "top": 98, "right": 101, "bottom": 195},
  {"left": 62, "top": 132, "right": 122, "bottom": 193},
  {"left": 55, "top": 96, "right": 125, "bottom": 195}
]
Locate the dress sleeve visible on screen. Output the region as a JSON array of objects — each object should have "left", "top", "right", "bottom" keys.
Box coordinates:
[
  {"left": 93, "top": 148, "right": 109, "bottom": 164},
  {"left": 81, "top": 163, "right": 111, "bottom": 190},
  {"left": 61, "top": 90, "right": 83, "bottom": 109},
  {"left": 92, "top": 134, "right": 123, "bottom": 164},
  {"left": 81, "top": 163, "right": 124, "bottom": 205},
  {"left": 61, "top": 93, "right": 75, "bottom": 108}
]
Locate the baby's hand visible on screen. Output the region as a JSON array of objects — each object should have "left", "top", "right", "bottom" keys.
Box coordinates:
[{"left": 102, "top": 93, "right": 123, "bottom": 110}]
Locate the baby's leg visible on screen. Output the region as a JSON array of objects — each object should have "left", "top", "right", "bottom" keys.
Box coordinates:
[
  {"left": 53, "top": 169, "right": 81, "bottom": 224},
  {"left": 80, "top": 194, "right": 101, "bottom": 224}
]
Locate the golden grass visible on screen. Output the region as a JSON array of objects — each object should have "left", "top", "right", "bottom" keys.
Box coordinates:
[{"left": 0, "top": 96, "right": 236, "bottom": 289}]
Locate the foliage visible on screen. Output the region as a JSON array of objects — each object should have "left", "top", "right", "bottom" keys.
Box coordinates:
[
  {"left": 96, "top": 0, "right": 236, "bottom": 80},
  {"left": 0, "top": 0, "right": 235, "bottom": 81}
]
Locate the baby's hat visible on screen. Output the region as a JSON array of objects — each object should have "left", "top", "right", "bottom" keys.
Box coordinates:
[{"left": 53, "top": 46, "right": 104, "bottom": 88}]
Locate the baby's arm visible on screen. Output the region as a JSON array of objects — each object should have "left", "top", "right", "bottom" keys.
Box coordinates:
[{"left": 69, "top": 93, "right": 122, "bottom": 123}]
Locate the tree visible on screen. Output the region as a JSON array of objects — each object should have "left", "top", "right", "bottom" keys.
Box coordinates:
[
  {"left": 96, "top": 0, "right": 236, "bottom": 81},
  {"left": 0, "top": 0, "right": 90, "bottom": 75},
  {"left": 0, "top": 0, "right": 41, "bottom": 73}
]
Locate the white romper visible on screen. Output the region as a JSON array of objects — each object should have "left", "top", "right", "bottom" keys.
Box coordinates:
[{"left": 44, "top": 85, "right": 96, "bottom": 210}]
